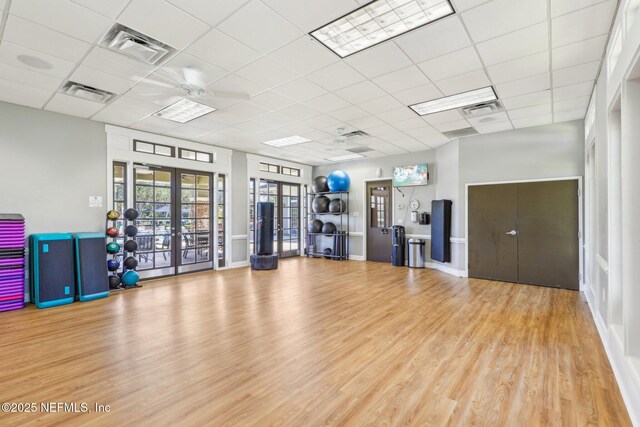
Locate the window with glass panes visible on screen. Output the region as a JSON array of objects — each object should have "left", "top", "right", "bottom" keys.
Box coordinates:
[
  {"left": 217, "top": 174, "right": 226, "bottom": 267},
  {"left": 179, "top": 172, "right": 212, "bottom": 266}
]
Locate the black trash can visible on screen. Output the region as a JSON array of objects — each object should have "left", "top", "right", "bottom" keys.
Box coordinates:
[{"left": 391, "top": 225, "right": 405, "bottom": 266}]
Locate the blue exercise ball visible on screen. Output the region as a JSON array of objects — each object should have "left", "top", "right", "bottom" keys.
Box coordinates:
[
  {"left": 122, "top": 270, "right": 140, "bottom": 287},
  {"left": 327, "top": 170, "right": 350, "bottom": 192}
]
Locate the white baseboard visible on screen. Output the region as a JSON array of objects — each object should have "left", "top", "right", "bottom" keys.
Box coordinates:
[
  {"left": 349, "top": 255, "right": 365, "bottom": 261},
  {"left": 230, "top": 261, "right": 250, "bottom": 268},
  {"left": 584, "top": 284, "right": 640, "bottom": 426},
  {"left": 425, "top": 262, "right": 467, "bottom": 277}
]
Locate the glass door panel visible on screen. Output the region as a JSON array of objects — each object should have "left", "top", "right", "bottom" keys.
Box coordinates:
[{"left": 257, "top": 179, "right": 300, "bottom": 258}]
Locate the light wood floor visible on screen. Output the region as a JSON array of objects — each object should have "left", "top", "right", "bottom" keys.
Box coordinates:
[{"left": 0, "top": 258, "right": 630, "bottom": 426}]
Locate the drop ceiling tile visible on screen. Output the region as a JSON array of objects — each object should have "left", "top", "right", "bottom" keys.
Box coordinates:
[
  {"left": 126, "top": 75, "right": 182, "bottom": 104},
  {"left": 552, "top": 35, "right": 608, "bottom": 70},
  {"left": 270, "top": 36, "right": 339, "bottom": 76},
  {"left": 165, "top": 125, "right": 211, "bottom": 139},
  {"left": 217, "top": 1, "right": 301, "bottom": 54},
  {"left": 383, "top": 133, "right": 431, "bottom": 151},
  {"left": 187, "top": 115, "right": 231, "bottom": 132},
  {"left": 301, "top": 114, "right": 342, "bottom": 131},
  {"left": 554, "top": 96, "right": 590, "bottom": 113},
  {"left": 552, "top": 0, "right": 610, "bottom": 17},
  {"left": 495, "top": 73, "right": 550, "bottom": 98},
  {"left": 261, "top": 0, "right": 359, "bottom": 33},
  {"left": 0, "top": 0, "right": 5, "bottom": 9},
  {"left": 395, "top": 16, "right": 471, "bottom": 63},
  {"left": 187, "top": 30, "right": 260, "bottom": 72},
  {"left": 335, "top": 81, "right": 387, "bottom": 105},
  {"left": 118, "top": 0, "right": 211, "bottom": 50},
  {"left": 418, "top": 47, "right": 483, "bottom": 82},
  {"left": 554, "top": 109, "right": 586, "bottom": 122},
  {"left": 474, "top": 121, "right": 514, "bottom": 134},
  {"left": 507, "top": 103, "right": 552, "bottom": 120},
  {"left": 0, "top": 41, "right": 75, "bottom": 79},
  {"left": 0, "top": 77, "right": 52, "bottom": 109},
  {"left": 345, "top": 42, "right": 413, "bottom": 79},
  {"left": 501, "top": 90, "right": 552, "bottom": 110},
  {"left": 552, "top": 1, "right": 617, "bottom": 48},
  {"left": 405, "top": 125, "right": 447, "bottom": 145},
  {"left": 423, "top": 109, "right": 465, "bottom": 125},
  {"left": 359, "top": 95, "right": 406, "bottom": 114},
  {"left": 305, "top": 93, "right": 351, "bottom": 113},
  {"left": 165, "top": 0, "right": 249, "bottom": 26},
  {"left": 236, "top": 57, "right": 300, "bottom": 89},
  {"left": 109, "top": 95, "right": 167, "bottom": 116},
  {"left": 461, "top": 0, "right": 547, "bottom": 43},
  {"left": 3, "top": 16, "right": 91, "bottom": 63},
  {"left": 348, "top": 115, "right": 386, "bottom": 130},
  {"left": 278, "top": 103, "right": 318, "bottom": 121},
  {"left": 249, "top": 90, "right": 296, "bottom": 111},
  {"left": 158, "top": 53, "right": 227, "bottom": 86},
  {"left": 368, "top": 141, "right": 407, "bottom": 155},
  {"left": 487, "top": 52, "right": 550, "bottom": 84},
  {"left": 393, "top": 117, "right": 431, "bottom": 131},
  {"left": 274, "top": 78, "right": 328, "bottom": 102},
  {"left": 45, "top": 93, "right": 106, "bottom": 118},
  {"left": 328, "top": 105, "right": 368, "bottom": 122},
  {"left": 451, "top": 0, "right": 492, "bottom": 12},
  {"left": 306, "top": 61, "right": 366, "bottom": 92},
  {"left": 82, "top": 47, "right": 156, "bottom": 81},
  {"left": 512, "top": 114, "right": 553, "bottom": 128},
  {"left": 69, "top": 65, "right": 137, "bottom": 94},
  {"left": 10, "top": 0, "right": 111, "bottom": 42},
  {"left": 132, "top": 116, "right": 182, "bottom": 132},
  {"left": 92, "top": 106, "right": 144, "bottom": 127},
  {"left": 476, "top": 22, "right": 548, "bottom": 67},
  {"left": 208, "top": 74, "right": 266, "bottom": 99},
  {"left": 553, "top": 81, "right": 594, "bottom": 101},
  {"left": 377, "top": 107, "right": 421, "bottom": 123},
  {"left": 372, "top": 66, "right": 430, "bottom": 94},
  {"left": 435, "top": 69, "right": 492, "bottom": 96},
  {"left": 70, "top": 0, "right": 129, "bottom": 18},
  {"left": 433, "top": 119, "right": 472, "bottom": 133},
  {"left": 224, "top": 101, "right": 270, "bottom": 120},
  {"left": 206, "top": 111, "right": 246, "bottom": 126},
  {"left": 553, "top": 61, "right": 600, "bottom": 87},
  {"left": 0, "top": 62, "right": 63, "bottom": 91},
  {"left": 392, "top": 84, "right": 442, "bottom": 106},
  {"left": 467, "top": 111, "right": 510, "bottom": 126}
]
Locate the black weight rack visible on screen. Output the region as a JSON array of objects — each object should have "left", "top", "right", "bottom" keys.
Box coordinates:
[{"left": 305, "top": 190, "right": 349, "bottom": 260}]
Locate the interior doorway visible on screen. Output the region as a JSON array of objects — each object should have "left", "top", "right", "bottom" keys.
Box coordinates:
[
  {"left": 468, "top": 179, "right": 580, "bottom": 290},
  {"left": 257, "top": 179, "right": 301, "bottom": 258},
  {"left": 366, "top": 180, "right": 393, "bottom": 262}
]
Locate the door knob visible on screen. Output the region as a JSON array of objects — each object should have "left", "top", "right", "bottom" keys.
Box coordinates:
[{"left": 506, "top": 230, "right": 517, "bottom": 236}]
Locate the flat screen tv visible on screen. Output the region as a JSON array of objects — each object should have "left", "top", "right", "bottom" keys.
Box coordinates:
[{"left": 393, "top": 163, "right": 429, "bottom": 187}]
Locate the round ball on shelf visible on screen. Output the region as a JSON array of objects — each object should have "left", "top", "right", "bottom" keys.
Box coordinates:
[
  {"left": 122, "top": 270, "right": 140, "bottom": 287},
  {"left": 312, "top": 195, "right": 331, "bottom": 213},
  {"left": 106, "top": 210, "right": 120, "bottom": 220},
  {"left": 106, "top": 242, "right": 120, "bottom": 254},
  {"left": 327, "top": 170, "right": 351, "bottom": 192},
  {"left": 322, "top": 222, "right": 337, "bottom": 235},
  {"left": 308, "top": 219, "right": 324, "bottom": 234},
  {"left": 312, "top": 176, "right": 329, "bottom": 193},
  {"left": 123, "top": 208, "right": 139, "bottom": 221},
  {"left": 329, "top": 198, "right": 346, "bottom": 214},
  {"left": 107, "top": 259, "right": 120, "bottom": 272},
  {"left": 124, "top": 225, "right": 138, "bottom": 237},
  {"left": 106, "top": 227, "right": 119, "bottom": 238},
  {"left": 108, "top": 275, "right": 121, "bottom": 289},
  {"left": 323, "top": 248, "right": 332, "bottom": 259},
  {"left": 123, "top": 256, "right": 138, "bottom": 270},
  {"left": 123, "top": 239, "right": 138, "bottom": 253}
]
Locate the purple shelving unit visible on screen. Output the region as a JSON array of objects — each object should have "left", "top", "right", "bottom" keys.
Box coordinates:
[{"left": 0, "top": 214, "right": 25, "bottom": 312}]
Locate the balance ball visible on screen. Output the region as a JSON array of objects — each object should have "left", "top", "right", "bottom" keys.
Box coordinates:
[
  {"left": 323, "top": 248, "right": 332, "bottom": 259},
  {"left": 123, "top": 239, "right": 138, "bottom": 252},
  {"left": 312, "top": 176, "right": 329, "bottom": 193},
  {"left": 106, "top": 242, "right": 120, "bottom": 254},
  {"left": 122, "top": 270, "right": 140, "bottom": 287},
  {"left": 123, "top": 208, "right": 139, "bottom": 221},
  {"left": 322, "top": 222, "right": 337, "bottom": 235},
  {"left": 108, "top": 275, "right": 121, "bottom": 289},
  {"left": 124, "top": 225, "right": 138, "bottom": 237},
  {"left": 327, "top": 170, "right": 350, "bottom": 192},
  {"left": 106, "top": 210, "right": 120, "bottom": 220},
  {"left": 329, "top": 198, "right": 346, "bottom": 214},
  {"left": 123, "top": 256, "right": 138, "bottom": 269},
  {"left": 312, "top": 195, "right": 331, "bottom": 213},
  {"left": 106, "top": 227, "right": 119, "bottom": 238},
  {"left": 308, "top": 219, "right": 324, "bottom": 234},
  {"left": 107, "top": 259, "right": 120, "bottom": 272}
]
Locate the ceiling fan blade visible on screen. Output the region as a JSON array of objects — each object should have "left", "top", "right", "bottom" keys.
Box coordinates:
[{"left": 183, "top": 66, "right": 207, "bottom": 88}]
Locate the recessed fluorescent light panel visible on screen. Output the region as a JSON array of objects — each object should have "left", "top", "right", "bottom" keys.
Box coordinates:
[
  {"left": 310, "top": 0, "right": 455, "bottom": 58},
  {"left": 262, "top": 136, "right": 311, "bottom": 147},
  {"left": 326, "top": 153, "right": 365, "bottom": 162},
  {"left": 153, "top": 98, "right": 216, "bottom": 123},
  {"left": 100, "top": 23, "right": 176, "bottom": 65},
  {"left": 409, "top": 86, "right": 498, "bottom": 116}
]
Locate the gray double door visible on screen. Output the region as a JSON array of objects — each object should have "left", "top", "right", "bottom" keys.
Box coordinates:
[{"left": 468, "top": 179, "right": 580, "bottom": 290}]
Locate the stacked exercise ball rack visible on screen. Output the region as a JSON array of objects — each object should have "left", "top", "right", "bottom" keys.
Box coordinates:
[
  {"left": 105, "top": 208, "right": 141, "bottom": 291},
  {"left": 306, "top": 171, "right": 350, "bottom": 261}
]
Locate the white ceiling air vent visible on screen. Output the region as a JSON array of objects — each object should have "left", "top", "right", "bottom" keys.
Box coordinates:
[
  {"left": 100, "top": 24, "right": 175, "bottom": 65},
  {"left": 442, "top": 128, "right": 479, "bottom": 139},
  {"left": 61, "top": 81, "right": 115, "bottom": 103},
  {"left": 346, "top": 146, "right": 373, "bottom": 154},
  {"left": 462, "top": 100, "right": 503, "bottom": 118},
  {"left": 343, "top": 130, "right": 369, "bottom": 138}
]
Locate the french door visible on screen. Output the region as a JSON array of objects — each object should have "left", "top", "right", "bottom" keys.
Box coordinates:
[
  {"left": 133, "top": 165, "right": 220, "bottom": 278},
  {"left": 257, "top": 179, "right": 300, "bottom": 258}
]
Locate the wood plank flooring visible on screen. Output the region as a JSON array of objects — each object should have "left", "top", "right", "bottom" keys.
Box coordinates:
[{"left": 0, "top": 258, "right": 630, "bottom": 426}]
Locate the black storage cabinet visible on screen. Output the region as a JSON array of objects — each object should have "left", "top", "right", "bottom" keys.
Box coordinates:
[{"left": 431, "top": 200, "right": 452, "bottom": 263}]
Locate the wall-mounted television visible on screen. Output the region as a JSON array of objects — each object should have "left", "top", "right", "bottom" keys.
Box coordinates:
[{"left": 393, "top": 163, "right": 429, "bottom": 187}]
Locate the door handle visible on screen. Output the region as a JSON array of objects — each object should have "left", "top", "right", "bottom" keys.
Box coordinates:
[{"left": 506, "top": 230, "right": 517, "bottom": 236}]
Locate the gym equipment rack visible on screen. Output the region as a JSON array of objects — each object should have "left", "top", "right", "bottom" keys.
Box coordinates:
[{"left": 0, "top": 214, "right": 25, "bottom": 311}]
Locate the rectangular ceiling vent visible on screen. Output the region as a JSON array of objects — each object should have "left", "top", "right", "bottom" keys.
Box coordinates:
[
  {"left": 343, "top": 130, "right": 369, "bottom": 138},
  {"left": 61, "top": 81, "right": 115, "bottom": 103},
  {"left": 100, "top": 23, "right": 176, "bottom": 65},
  {"left": 442, "top": 128, "right": 479, "bottom": 139},
  {"left": 346, "top": 146, "right": 373, "bottom": 154},
  {"left": 462, "top": 100, "right": 503, "bottom": 118}
]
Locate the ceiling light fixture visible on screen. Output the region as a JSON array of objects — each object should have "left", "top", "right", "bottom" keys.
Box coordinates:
[
  {"left": 310, "top": 0, "right": 455, "bottom": 58},
  {"left": 409, "top": 86, "right": 498, "bottom": 116},
  {"left": 262, "top": 135, "right": 311, "bottom": 147},
  {"left": 326, "top": 153, "right": 365, "bottom": 162},
  {"left": 153, "top": 98, "right": 216, "bottom": 123}
]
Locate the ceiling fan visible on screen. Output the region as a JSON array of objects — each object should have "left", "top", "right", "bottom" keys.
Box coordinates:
[{"left": 333, "top": 128, "right": 348, "bottom": 145}]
